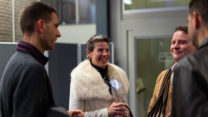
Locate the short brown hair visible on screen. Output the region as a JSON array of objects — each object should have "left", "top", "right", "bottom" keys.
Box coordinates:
[
  {"left": 189, "top": 0, "right": 208, "bottom": 24},
  {"left": 86, "top": 34, "right": 111, "bottom": 52},
  {"left": 175, "top": 26, "right": 188, "bottom": 34},
  {"left": 20, "top": 2, "right": 56, "bottom": 35}
]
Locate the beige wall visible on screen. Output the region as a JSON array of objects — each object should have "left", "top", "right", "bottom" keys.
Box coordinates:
[{"left": 57, "top": 24, "right": 96, "bottom": 44}]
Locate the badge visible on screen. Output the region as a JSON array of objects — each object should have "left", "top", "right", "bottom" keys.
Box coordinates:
[{"left": 110, "top": 78, "right": 122, "bottom": 90}]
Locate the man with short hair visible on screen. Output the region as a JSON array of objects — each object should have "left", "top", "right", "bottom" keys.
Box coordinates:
[
  {"left": 172, "top": 0, "right": 208, "bottom": 116},
  {"left": 0, "top": 2, "right": 83, "bottom": 117},
  {"left": 147, "top": 26, "right": 196, "bottom": 117}
]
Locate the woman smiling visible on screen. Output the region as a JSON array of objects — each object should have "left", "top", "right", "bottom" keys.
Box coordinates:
[{"left": 69, "top": 35, "right": 130, "bottom": 117}]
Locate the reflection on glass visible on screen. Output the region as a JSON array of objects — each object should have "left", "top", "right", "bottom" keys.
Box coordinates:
[
  {"left": 124, "top": 0, "right": 132, "bottom": 5},
  {"left": 43, "top": 0, "right": 96, "bottom": 24},
  {"left": 60, "top": 0, "right": 76, "bottom": 24},
  {"left": 135, "top": 38, "right": 174, "bottom": 117},
  {"left": 79, "top": 0, "right": 96, "bottom": 24},
  {"left": 124, "top": 0, "right": 189, "bottom": 10},
  {"left": 42, "top": 0, "right": 76, "bottom": 24}
]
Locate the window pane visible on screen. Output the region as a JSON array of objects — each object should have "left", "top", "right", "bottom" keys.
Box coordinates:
[
  {"left": 43, "top": 0, "right": 76, "bottom": 24},
  {"left": 43, "top": 0, "right": 95, "bottom": 24},
  {"left": 0, "top": 0, "right": 34, "bottom": 42},
  {"left": 15, "top": 0, "right": 34, "bottom": 42},
  {"left": 60, "top": 0, "right": 76, "bottom": 24},
  {"left": 79, "top": 0, "right": 95, "bottom": 24},
  {"left": 0, "top": 0, "right": 12, "bottom": 42},
  {"left": 135, "top": 38, "right": 174, "bottom": 116},
  {"left": 124, "top": 0, "right": 189, "bottom": 10}
]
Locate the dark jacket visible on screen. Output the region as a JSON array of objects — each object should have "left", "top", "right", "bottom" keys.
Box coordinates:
[
  {"left": 0, "top": 41, "right": 69, "bottom": 117},
  {"left": 172, "top": 38, "right": 208, "bottom": 117}
]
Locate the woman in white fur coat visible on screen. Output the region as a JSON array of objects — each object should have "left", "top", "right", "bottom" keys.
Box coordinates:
[{"left": 69, "top": 35, "right": 130, "bottom": 117}]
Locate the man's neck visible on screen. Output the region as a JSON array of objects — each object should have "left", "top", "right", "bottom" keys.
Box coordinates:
[
  {"left": 23, "top": 34, "right": 45, "bottom": 54},
  {"left": 198, "top": 26, "right": 208, "bottom": 46}
]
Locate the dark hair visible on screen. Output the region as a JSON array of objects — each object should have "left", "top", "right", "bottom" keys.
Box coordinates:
[
  {"left": 20, "top": 2, "right": 56, "bottom": 35},
  {"left": 189, "top": 0, "right": 208, "bottom": 23},
  {"left": 86, "top": 34, "right": 111, "bottom": 52},
  {"left": 175, "top": 26, "right": 188, "bottom": 34}
]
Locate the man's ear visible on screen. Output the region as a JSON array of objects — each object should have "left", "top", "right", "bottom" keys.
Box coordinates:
[
  {"left": 36, "top": 19, "right": 45, "bottom": 33},
  {"left": 193, "top": 12, "right": 200, "bottom": 29}
]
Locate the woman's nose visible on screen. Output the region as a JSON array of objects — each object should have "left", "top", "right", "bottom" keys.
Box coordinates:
[{"left": 102, "top": 51, "right": 108, "bottom": 55}]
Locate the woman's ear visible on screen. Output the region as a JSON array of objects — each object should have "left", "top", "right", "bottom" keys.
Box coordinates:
[{"left": 86, "top": 50, "right": 91, "bottom": 59}]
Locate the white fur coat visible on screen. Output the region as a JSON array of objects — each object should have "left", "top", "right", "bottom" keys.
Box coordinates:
[{"left": 69, "top": 60, "right": 129, "bottom": 117}]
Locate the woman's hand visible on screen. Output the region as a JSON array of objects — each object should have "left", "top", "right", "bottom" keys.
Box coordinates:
[
  {"left": 108, "top": 102, "right": 128, "bottom": 117},
  {"left": 68, "top": 110, "right": 84, "bottom": 117}
]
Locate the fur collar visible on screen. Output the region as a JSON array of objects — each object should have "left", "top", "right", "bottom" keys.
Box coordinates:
[{"left": 70, "top": 60, "right": 129, "bottom": 101}]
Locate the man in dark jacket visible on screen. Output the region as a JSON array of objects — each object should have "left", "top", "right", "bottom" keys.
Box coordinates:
[
  {"left": 172, "top": 0, "right": 208, "bottom": 116},
  {"left": 0, "top": 2, "right": 83, "bottom": 117}
]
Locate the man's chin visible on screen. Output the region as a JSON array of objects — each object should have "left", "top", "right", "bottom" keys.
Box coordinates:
[
  {"left": 50, "top": 43, "right": 55, "bottom": 50},
  {"left": 175, "top": 57, "right": 182, "bottom": 62},
  {"left": 46, "top": 45, "right": 55, "bottom": 50}
]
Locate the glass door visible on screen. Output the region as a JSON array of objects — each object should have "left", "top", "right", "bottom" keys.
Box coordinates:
[{"left": 135, "top": 38, "right": 174, "bottom": 116}]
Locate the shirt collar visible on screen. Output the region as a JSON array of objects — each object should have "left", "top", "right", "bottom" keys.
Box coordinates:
[
  {"left": 171, "top": 63, "right": 177, "bottom": 71},
  {"left": 16, "top": 40, "right": 48, "bottom": 65}
]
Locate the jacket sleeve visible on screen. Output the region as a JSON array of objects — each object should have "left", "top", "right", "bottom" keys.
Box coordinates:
[
  {"left": 172, "top": 66, "right": 208, "bottom": 117},
  {"left": 69, "top": 79, "right": 109, "bottom": 117},
  {"left": 147, "top": 70, "right": 166, "bottom": 113},
  {"left": 47, "top": 107, "right": 70, "bottom": 117}
]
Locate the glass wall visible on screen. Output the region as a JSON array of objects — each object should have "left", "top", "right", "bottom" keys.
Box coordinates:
[
  {"left": 124, "top": 0, "right": 189, "bottom": 10},
  {"left": 79, "top": 0, "right": 96, "bottom": 24},
  {"left": 135, "top": 38, "right": 174, "bottom": 116},
  {"left": 43, "top": 0, "right": 96, "bottom": 24}
]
